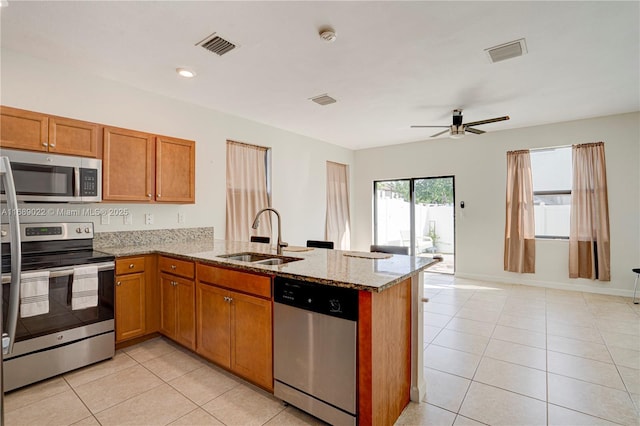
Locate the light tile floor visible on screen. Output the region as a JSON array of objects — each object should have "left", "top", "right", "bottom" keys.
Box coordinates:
[
  {"left": 396, "top": 272, "right": 640, "bottom": 426},
  {"left": 4, "top": 273, "right": 640, "bottom": 425}
]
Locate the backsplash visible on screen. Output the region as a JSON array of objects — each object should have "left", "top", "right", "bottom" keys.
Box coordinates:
[{"left": 94, "top": 226, "right": 214, "bottom": 249}]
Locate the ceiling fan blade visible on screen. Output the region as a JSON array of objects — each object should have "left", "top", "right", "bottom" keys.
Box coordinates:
[
  {"left": 410, "top": 125, "right": 450, "bottom": 128},
  {"left": 430, "top": 129, "right": 450, "bottom": 138},
  {"left": 465, "top": 127, "right": 485, "bottom": 135},
  {"left": 463, "top": 115, "right": 510, "bottom": 127}
]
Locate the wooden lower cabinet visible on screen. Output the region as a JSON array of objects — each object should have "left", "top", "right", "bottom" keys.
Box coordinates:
[
  {"left": 159, "top": 273, "right": 196, "bottom": 350},
  {"left": 114, "top": 255, "right": 159, "bottom": 345},
  {"left": 229, "top": 291, "right": 273, "bottom": 390},
  {"left": 196, "top": 264, "right": 273, "bottom": 391},
  {"left": 196, "top": 283, "right": 231, "bottom": 366},
  {"left": 115, "top": 272, "right": 146, "bottom": 342}
]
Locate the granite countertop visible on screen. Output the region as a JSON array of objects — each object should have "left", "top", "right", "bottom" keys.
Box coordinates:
[{"left": 99, "top": 239, "right": 439, "bottom": 292}]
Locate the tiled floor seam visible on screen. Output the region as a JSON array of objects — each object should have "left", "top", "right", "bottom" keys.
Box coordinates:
[
  {"left": 546, "top": 402, "right": 627, "bottom": 426},
  {"left": 62, "top": 375, "right": 104, "bottom": 422}
]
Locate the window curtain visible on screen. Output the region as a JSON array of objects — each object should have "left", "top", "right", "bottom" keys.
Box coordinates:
[
  {"left": 569, "top": 142, "right": 610, "bottom": 281},
  {"left": 225, "top": 141, "right": 271, "bottom": 242},
  {"left": 325, "top": 161, "right": 351, "bottom": 250},
  {"left": 504, "top": 150, "right": 536, "bottom": 273}
]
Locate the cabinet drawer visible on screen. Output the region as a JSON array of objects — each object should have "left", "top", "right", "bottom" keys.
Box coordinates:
[
  {"left": 159, "top": 256, "right": 195, "bottom": 279},
  {"left": 197, "top": 264, "right": 272, "bottom": 299},
  {"left": 116, "top": 257, "right": 146, "bottom": 275}
]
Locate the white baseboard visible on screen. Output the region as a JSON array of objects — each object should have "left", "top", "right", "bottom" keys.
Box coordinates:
[{"left": 452, "top": 272, "right": 637, "bottom": 298}]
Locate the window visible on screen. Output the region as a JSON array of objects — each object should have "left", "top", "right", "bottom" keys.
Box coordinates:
[
  {"left": 225, "top": 140, "right": 271, "bottom": 241},
  {"left": 530, "top": 146, "right": 572, "bottom": 238},
  {"left": 325, "top": 161, "right": 351, "bottom": 250}
]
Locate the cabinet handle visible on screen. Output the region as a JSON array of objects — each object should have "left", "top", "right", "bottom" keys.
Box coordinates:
[
  {"left": 49, "top": 143, "right": 56, "bottom": 148},
  {"left": 42, "top": 142, "right": 48, "bottom": 147},
  {"left": 129, "top": 263, "right": 134, "bottom": 269},
  {"left": 147, "top": 193, "right": 152, "bottom": 198},
  {"left": 157, "top": 194, "right": 161, "bottom": 198},
  {"left": 171, "top": 265, "right": 176, "bottom": 270},
  {"left": 116, "top": 281, "right": 121, "bottom": 286}
]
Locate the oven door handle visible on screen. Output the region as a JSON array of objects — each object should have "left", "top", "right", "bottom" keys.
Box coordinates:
[{"left": 1, "top": 262, "right": 114, "bottom": 284}]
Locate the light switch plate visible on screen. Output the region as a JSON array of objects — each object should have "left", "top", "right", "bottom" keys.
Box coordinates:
[
  {"left": 100, "top": 214, "right": 110, "bottom": 225},
  {"left": 178, "top": 212, "right": 185, "bottom": 224},
  {"left": 145, "top": 213, "right": 154, "bottom": 225},
  {"left": 124, "top": 214, "right": 133, "bottom": 225}
]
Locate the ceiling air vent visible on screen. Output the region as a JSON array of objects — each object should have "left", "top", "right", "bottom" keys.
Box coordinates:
[
  {"left": 485, "top": 38, "right": 527, "bottom": 63},
  {"left": 196, "top": 33, "right": 237, "bottom": 56},
  {"left": 310, "top": 94, "right": 337, "bottom": 106}
]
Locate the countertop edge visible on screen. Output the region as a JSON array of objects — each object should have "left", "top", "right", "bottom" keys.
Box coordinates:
[{"left": 103, "top": 244, "right": 438, "bottom": 293}]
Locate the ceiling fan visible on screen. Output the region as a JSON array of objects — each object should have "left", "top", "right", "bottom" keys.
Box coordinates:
[{"left": 411, "top": 109, "right": 510, "bottom": 139}]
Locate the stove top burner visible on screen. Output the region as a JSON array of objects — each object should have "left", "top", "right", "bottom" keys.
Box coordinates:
[
  {"left": 1, "top": 222, "right": 114, "bottom": 274},
  {"left": 2, "top": 249, "right": 114, "bottom": 274}
]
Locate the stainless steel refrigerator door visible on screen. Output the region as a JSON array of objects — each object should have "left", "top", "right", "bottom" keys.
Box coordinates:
[{"left": 1, "top": 156, "right": 23, "bottom": 426}]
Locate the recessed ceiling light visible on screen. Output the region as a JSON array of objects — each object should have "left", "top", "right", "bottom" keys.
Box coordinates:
[{"left": 176, "top": 68, "right": 196, "bottom": 78}]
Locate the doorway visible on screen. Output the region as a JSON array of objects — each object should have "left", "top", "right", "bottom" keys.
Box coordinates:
[{"left": 374, "top": 176, "right": 455, "bottom": 274}]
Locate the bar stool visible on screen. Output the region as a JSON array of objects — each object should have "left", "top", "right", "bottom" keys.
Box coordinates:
[{"left": 633, "top": 268, "right": 640, "bottom": 304}]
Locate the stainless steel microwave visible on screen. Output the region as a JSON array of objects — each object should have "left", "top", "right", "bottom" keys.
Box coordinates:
[{"left": 0, "top": 149, "right": 101, "bottom": 203}]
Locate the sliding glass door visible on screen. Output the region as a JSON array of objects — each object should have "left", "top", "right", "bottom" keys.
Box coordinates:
[
  {"left": 374, "top": 176, "right": 455, "bottom": 273},
  {"left": 374, "top": 180, "right": 412, "bottom": 248}
]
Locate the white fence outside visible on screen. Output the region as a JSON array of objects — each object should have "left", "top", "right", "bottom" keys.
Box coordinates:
[{"left": 376, "top": 197, "right": 455, "bottom": 254}]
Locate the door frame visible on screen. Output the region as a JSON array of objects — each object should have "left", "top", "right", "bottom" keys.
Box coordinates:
[{"left": 373, "top": 175, "right": 455, "bottom": 272}]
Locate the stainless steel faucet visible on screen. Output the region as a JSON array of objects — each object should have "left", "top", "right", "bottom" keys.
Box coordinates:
[{"left": 251, "top": 208, "right": 288, "bottom": 255}]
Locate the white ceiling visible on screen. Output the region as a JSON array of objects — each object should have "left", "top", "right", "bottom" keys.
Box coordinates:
[{"left": 1, "top": 1, "right": 638, "bottom": 150}]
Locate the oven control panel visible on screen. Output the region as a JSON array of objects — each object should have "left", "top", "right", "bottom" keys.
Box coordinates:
[{"left": 1, "top": 222, "right": 94, "bottom": 243}]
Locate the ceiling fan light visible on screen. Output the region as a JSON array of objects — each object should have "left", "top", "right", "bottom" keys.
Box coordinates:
[{"left": 450, "top": 126, "right": 465, "bottom": 139}]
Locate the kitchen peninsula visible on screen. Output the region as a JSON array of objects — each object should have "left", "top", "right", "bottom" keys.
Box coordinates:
[{"left": 99, "top": 236, "right": 438, "bottom": 426}]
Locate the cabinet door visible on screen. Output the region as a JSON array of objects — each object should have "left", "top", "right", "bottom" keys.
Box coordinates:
[
  {"left": 159, "top": 273, "right": 177, "bottom": 338},
  {"left": 103, "top": 127, "right": 155, "bottom": 201},
  {"left": 155, "top": 136, "right": 195, "bottom": 203},
  {"left": 231, "top": 291, "right": 273, "bottom": 391},
  {"left": 0, "top": 107, "right": 48, "bottom": 152},
  {"left": 48, "top": 116, "right": 98, "bottom": 157},
  {"left": 115, "top": 273, "right": 146, "bottom": 342},
  {"left": 175, "top": 278, "right": 196, "bottom": 350},
  {"left": 196, "top": 283, "right": 231, "bottom": 368}
]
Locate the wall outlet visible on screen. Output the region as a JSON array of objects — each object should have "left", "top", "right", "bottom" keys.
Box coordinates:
[
  {"left": 123, "top": 214, "right": 133, "bottom": 225},
  {"left": 145, "top": 213, "right": 154, "bottom": 225},
  {"left": 178, "top": 212, "right": 185, "bottom": 224},
  {"left": 100, "top": 214, "right": 110, "bottom": 225}
]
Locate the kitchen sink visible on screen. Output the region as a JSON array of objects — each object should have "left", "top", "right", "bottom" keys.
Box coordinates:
[{"left": 218, "top": 252, "right": 303, "bottom": 265}]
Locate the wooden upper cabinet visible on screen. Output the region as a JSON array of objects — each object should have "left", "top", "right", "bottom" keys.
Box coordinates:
[
  {"left": 156, "top": 136, "right": 195, "bottom": 203},
  {"left": 103, "top": 129, "right": 195, "bottom": 204},
  {"left": 48, "top": 116, "right": 98, "bottom": 157},
  {"left": 0, "top": 107, "right": 49, "bottom": 152},
  {"left": 0, "top": 106, "right": 99, "bottom": 157},
  {"left": 103, "top": 127, "right": 155, "bottom": 202}
]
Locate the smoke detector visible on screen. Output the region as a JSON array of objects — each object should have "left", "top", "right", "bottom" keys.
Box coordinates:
[{"left": 319, "top": 28, "right": 337, "bottom": 43}]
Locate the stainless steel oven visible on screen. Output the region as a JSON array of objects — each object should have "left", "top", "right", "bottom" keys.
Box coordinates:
[
  {"left": 0, "top": 149, "right": 101, "bottom": 203},
  {"left": 1, "top": 222, "right": 114, "bottom": 391}
]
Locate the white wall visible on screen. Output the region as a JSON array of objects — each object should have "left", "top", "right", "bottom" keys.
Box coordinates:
[
  {"left": 0, "top": 49, "right": 354, "bottom": 246},
  {"left": 353, "top": 112, "right": 640, "bottom": 297}
]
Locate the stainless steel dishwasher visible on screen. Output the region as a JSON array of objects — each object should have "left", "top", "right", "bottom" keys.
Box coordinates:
[{"left": 274, "top": 276, "right": 359, "bottom": 426}]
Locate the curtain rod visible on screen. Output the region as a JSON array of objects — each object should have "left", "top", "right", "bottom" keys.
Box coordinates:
[{"left": 530, "top": 141, "right": 604, "bottom": 153}]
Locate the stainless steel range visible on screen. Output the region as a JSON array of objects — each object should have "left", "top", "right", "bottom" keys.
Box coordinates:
[{"left": 1, "top": 222, "right": 115, "bottom": 391}]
